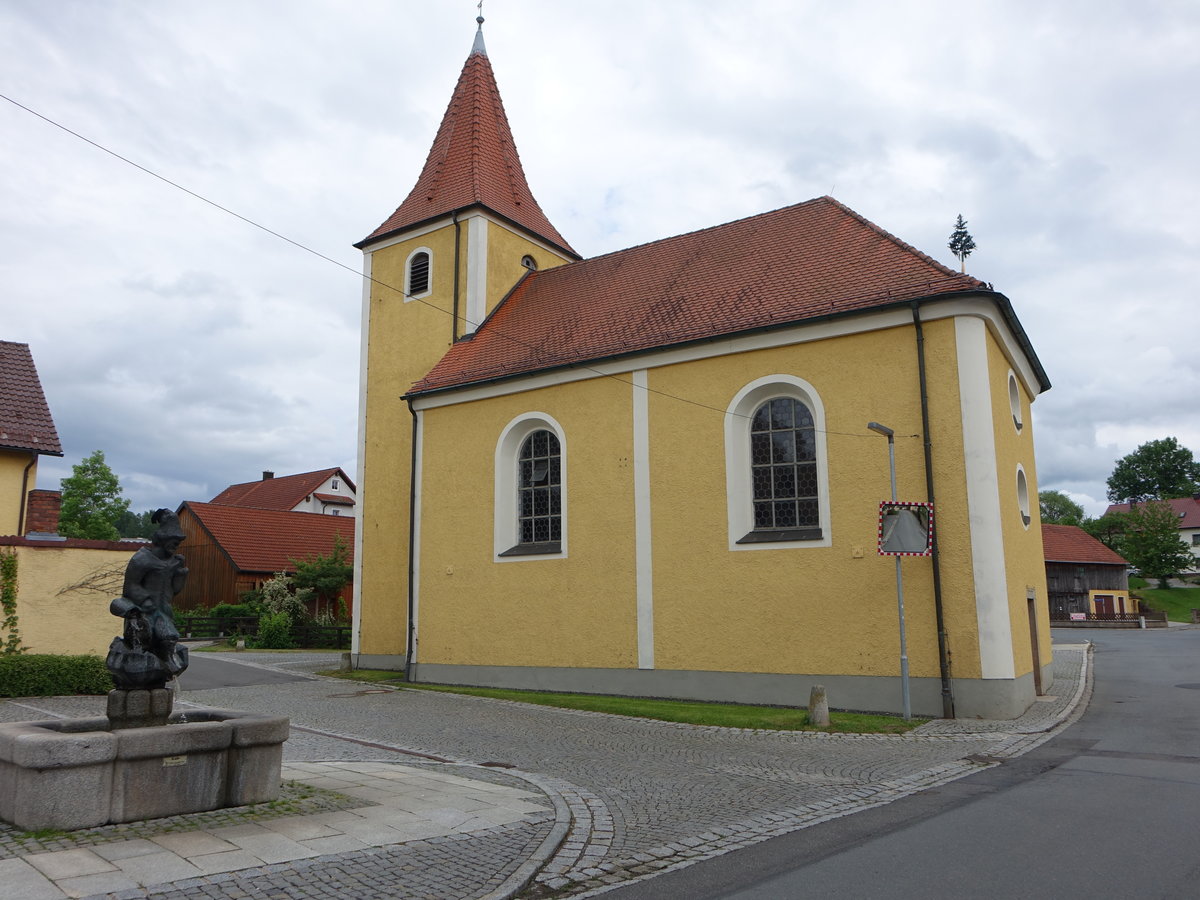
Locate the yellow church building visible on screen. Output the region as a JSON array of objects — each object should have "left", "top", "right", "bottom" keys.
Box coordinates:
[{"left": 351, "top": 23, "right": 1052, "bottom": 720}]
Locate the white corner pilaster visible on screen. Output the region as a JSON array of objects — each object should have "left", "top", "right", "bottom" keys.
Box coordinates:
[
  {"left": 633, "top": 370, "right": 655, "bottom": 669},
  {"left": 956, "top": 316, "right": 1014, "bottom": 679}
]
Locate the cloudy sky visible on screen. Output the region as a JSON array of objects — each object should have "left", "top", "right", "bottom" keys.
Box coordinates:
[{"left": 3, "top": 0, "right": 1196, "bottom": 517}]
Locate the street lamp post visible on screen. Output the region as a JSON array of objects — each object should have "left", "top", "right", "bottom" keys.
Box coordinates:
[{"left": 867, "top": 421, "right": 912, "bottom": 721}]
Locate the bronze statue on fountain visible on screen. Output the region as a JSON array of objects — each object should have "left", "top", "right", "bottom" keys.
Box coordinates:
[{"left": 105, "top": 508, "right": 191, "bottom": 727}]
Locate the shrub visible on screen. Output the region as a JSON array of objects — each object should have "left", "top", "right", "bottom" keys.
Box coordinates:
[
  {"left": 208, "top": 602, "right": 261, "bottom": 619},
  {"left": 252, "top": 611, "right": 295, "bottom": 650},
  {"left": 259, "top": 573, "right": 311, "bottom": 624},
  {"left": 0, "top": 654, "right": 111, "bottom": 697}
]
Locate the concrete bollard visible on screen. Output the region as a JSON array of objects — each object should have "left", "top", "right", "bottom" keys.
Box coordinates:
[
  {"left": 236, "top": 638, "right": 246, "bottom": 650},
  {"left": 1139, "top": 616, "right": 1146, "bottom": 629},
  {"left": 808, "top": 684, "right": 830, "bottom": 726},
  {"left": 340, "top": 652, "right": 353, "bottom": 672}
]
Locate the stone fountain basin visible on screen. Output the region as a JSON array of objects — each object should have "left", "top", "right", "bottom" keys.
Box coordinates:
[{"left": 0, "top": 708, "right": 289, "bottom": 830}]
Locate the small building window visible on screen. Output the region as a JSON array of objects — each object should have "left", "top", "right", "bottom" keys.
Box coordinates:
[
  {"left": 406, "top": 249, "right": 431, "bottom": 298},
  {"left": 495, "top": 414, "right": 567, "bottom": 559},
  {"left": 724, "top": 375, "right": 830, "bottom": 549},
  {"left": 1016, "top": 465, "right": 1031, "bottom": 528},
  {"left": 1191, "top": 533, "right": 1200, "bottom": 546},
  {"left": 749, "top": 398, "right": 819, "bottom": 534},
  {"left": 521, "top": 254, "right": 538, "bottom": 271},
  {"left": 331, "top": 479, "right": 339, "bottom": 491},
  {"left": 331, "top": 509, "right": 340, "bottom": 516},
  {"left": 1008, "top": 371, "right": 1023, "bottom": 432},
  {"left": 517, "top": 430, "right": 561, "bottom": 547}
]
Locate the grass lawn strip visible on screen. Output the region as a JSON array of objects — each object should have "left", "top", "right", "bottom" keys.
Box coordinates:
[
  {"left": 1133, "top": 585, "right": 1200, "bottom": 623},
  {"left": 320, "top": 670, "right": 923, "bottom": 734}
]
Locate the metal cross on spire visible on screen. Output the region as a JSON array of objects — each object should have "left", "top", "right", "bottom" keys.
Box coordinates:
[{"left": 472, "top": 0, "right": 487, "bottom": 54}]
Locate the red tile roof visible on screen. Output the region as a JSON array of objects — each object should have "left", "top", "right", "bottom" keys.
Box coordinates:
[
  {"left": 357, "top": 41, "right": 576, "bottom": 258},
  {"left": 182, "top": 501, "right": 354, "bottom": 574},
  {"left": 0, "top": 341, "right": 63, "bottom": 456},
  {"left": 1105, "top": 496, "right": 1200, "bottom": 530},
  {"left": 1041, "top": 524, "right": 1127, "bottom": 566},
  {"left": 411, "top": 197, "right": 993, "bottom": 394},
  {"left": 210, "top": 468, "right": 354, "bottom": 510},
  {"left": 313, "top": 492, "right": 354, "bottom": 506}
]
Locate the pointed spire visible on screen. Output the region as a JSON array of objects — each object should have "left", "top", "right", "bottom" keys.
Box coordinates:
[
  {"left": 472, "top": 7, "right": 487, "bottom": 56},
  {"left": 358, "top": 13, "right": 575, "bottom": 256}
]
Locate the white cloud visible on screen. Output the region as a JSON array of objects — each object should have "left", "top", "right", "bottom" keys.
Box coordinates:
[{"left": 2, "top": 0, "right": 1197, "bottom": 515}]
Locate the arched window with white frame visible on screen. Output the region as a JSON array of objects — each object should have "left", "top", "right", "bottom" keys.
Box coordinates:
[
  {"left": 495, "top": 413, "right": 567, "bottom": 559},
  {"left": 405, "top": 247, "right": 432, "bottom": 299},
  {"left": 724, "top": 376, "right": 831, "bottom": 549}
]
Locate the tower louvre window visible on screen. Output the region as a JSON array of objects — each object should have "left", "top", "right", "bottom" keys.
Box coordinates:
[{"left": 407, "top": 250, "right": 431, "bottom": 296}]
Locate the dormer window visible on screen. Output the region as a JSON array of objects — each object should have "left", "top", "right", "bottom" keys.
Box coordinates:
[{"left": 406, "top": 249, "right": 431, "bottom": 298}]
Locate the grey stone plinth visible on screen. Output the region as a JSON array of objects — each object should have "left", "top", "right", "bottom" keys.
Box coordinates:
[
  {"left": 0, "top": 708, "right": 288, "bottom": 831},
  {"left": 107, "top": 688, "right": 174, "bottom": 729}
]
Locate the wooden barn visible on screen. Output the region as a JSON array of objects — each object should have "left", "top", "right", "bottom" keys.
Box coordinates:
[
  {"left": 175, "top": 501, "right": 355, "bottom": 615},
  {"left": 1042, "top": 524, "right": 1130, "bottom": 615}
]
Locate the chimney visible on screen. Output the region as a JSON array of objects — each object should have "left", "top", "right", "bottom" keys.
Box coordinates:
[
  {"left": 262, "top": 471, "right": 274, "bottom": 480},
  {"left": 24, "top": 489, "right": 62, "bottom": 535}
]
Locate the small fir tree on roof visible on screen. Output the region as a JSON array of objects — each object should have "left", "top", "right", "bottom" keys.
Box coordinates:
[{"left": 948, "top": 214, "right": 977, "bottom": 273}]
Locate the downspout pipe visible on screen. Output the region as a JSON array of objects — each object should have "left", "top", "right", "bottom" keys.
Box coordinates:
[
  {"left": 17, "top": 452, "right": 36, "bottom": 536},
  {"left": 404, "top": 400, "right": 419, "bottom": 683},
  {"left": 911, "top": 302, "right": 956, "bottom": 719}
]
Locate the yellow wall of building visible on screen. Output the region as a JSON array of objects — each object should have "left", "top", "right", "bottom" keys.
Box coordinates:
[
  {"left": 410, "top": 318, "right": 1004, "bottom": 683},
  {"left": 0, "top": 450, "right": 36, "bottom": 537},
  {"left": 648, "top": 327, "right": 943, "bottom": 678},
  {"left": 4, "top": 544, "right": 128, "bottom": 655},
  {"left": 416, "top": 378, "right": 639, "bottom": 668},
  {"left": 484, "top": 220, "right": 573, "bottom": 323},
  {"left": 358, "top": 218, "right": 576, "bottom": 658},
  {"left": 987, "top": 331, "right": 1051, "bottom": 680}
]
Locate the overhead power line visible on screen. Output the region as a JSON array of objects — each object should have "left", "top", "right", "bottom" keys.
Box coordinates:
[{"left": 0, "top": 91, "right": 914, "bottom": 440}]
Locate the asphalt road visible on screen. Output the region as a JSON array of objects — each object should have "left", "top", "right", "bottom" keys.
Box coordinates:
[
  {"left": 175, "top": 650, "right": 312, "bottom": 690},
  {"left": 606, "top": 628, "right": 1200, "bottom": 899}
]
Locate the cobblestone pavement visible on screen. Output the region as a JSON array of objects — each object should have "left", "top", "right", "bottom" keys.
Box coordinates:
[{"left": 0, "top": 644, "right": 1092, "bottom": 898}]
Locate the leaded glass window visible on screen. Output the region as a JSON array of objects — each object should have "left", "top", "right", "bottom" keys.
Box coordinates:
[
  {"left": 750, "top": 397, "right": 818, "bottom": 530},
  {"left": 518, "top": 430, "right": 561, "bottom": 545}
]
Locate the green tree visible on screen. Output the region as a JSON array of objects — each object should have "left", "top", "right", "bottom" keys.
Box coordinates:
[
  {"left": 1082, "top": 511, "right": 1129, "bottom": 552},
  {"left": 58, "top": 450, "right": 130, "bottom": 541},
  {"left": 1106, "top": 437, "right": 1200, "bottom": 504},
  {"left": 290, "top": 534, "right": 352, "bottom": 621},
  {"left": 1038, "top": 490, "right": 1084, "bottom": 525},
  {"left": 947, "top": 214, "right": 977, "bottom": 273},
  {"left": 117, "top": 508, "right": 157, "bottom": 539},
  {"left": 1121, "top": 501, "right": 1194, "bottom": 588}
]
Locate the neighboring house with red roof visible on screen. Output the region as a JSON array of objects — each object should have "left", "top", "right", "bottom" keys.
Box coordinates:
[
  {"left": 175, "top": 501, "right": 355, "bottom": 614},
  {"left": 0, "top": 341, "right": 144, "bottom": 656},
  {"left": 352, "top": 22, "right": 1053, "bottom": 719},
  {"left": 0, "top": 340, "right": 63, "bottom": 536},
  {"left": 1104, "top": 495, "right": 1200, "bottom": 574},
  {"left": 211, "top": 468, "right": 356, "bottom": 518},
  {"left": 1042, "top": 524, "right": 1131, "bottom": 616}
]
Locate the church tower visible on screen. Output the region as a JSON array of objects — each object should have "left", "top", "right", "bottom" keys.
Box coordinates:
[{"left": 353, "top": 17, "right": 577, "bottom": 664}]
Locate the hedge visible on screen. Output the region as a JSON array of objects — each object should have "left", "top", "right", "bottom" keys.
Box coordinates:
[{"left": 0, "top": 654, "right": 112, "bottom": 697}]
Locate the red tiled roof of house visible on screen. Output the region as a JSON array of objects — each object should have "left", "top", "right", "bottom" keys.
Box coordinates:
[
  {"left": 0, "top": 341, "right": 63, "bottom": 456},
  {"left": 210, "top": 468, "right": 354, "bottom": 510},
  {"left": 313, "top": 492, "right": 354, "bottom": 506},
  {"left": 181, "top": 501, "right": 354, "bottom": 574},
  {"left": 1106, "top": 496, "right": 1200, "bottom": 530},
  {"left": 357, "top": 36, "right": 576, "bottom": 258},
  {"left": 1041, "top": 524, "right": 1127, "bottom": 565},
  {"left": 411, "top": 197, "right": 990, "bottom": 394}
]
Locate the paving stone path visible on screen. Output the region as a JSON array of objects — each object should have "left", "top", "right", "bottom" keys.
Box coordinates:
[{"left": 0, "top": 645, "right": 1090, "bottom": 898}]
